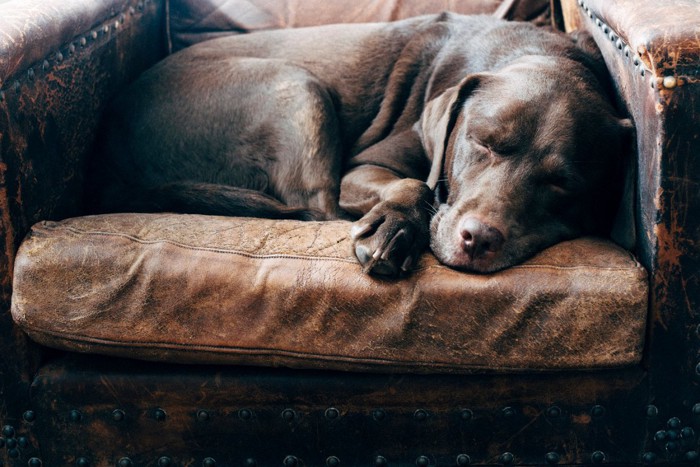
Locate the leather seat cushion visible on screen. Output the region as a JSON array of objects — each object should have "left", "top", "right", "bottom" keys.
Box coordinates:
[{"left": 11, "top": 213, "right": 648, "bottom": 374}]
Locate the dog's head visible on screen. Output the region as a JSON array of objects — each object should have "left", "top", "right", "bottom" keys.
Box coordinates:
[{"left": 420, "top": 54, "right": 633, "bottom": 273}]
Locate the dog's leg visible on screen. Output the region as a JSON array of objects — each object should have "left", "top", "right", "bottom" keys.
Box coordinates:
[
  {"left": 93, "top": 58, "right": 343, "bottom": 220},
  {"left": 265, "top": 78, "right": 344, "bottom": 220},
  {"left": 340, "top": 129, "right": 432, "bottom": 276}
]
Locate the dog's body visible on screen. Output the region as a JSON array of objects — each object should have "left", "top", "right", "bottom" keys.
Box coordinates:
[{"left": 89, "top": 13, "right": 631, "bottom": 276}]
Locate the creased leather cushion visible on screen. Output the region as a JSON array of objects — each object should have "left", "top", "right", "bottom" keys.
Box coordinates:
[
  {"left": 167, "top": 0, "right": 551, "bottom": 52},
  {"left": 11, "top": 213, "right": 647, "bottom": 373}
]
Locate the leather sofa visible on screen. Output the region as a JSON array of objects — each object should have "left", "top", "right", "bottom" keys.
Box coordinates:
[{"left": 0, "top": 0, "right": 698, "bottom": 465}]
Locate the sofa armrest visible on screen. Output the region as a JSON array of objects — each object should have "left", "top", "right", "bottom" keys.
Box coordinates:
[
  {"left": 0, "top": 0, "right": 168, "bottom": 421},
  {"left": 561, "top": 0, "right": 700, "bottom": 418}
]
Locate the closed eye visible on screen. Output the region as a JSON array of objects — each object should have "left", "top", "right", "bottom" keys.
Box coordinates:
[{"left": 468, "top": 136, "right": 494, "bottom": 159}]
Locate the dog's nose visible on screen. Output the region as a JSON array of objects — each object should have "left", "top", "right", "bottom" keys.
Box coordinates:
[{"left": 460, "top": 217, "right": 504, "bottom": 260}]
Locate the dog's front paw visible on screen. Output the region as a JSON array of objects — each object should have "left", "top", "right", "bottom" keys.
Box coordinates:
[{"left": 350, "top": 201, "right": 429, "bottom": 277}]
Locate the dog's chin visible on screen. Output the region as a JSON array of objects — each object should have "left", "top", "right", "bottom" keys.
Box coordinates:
[{"left": 430, "top": 243, "right": 517, "bottom": 273}]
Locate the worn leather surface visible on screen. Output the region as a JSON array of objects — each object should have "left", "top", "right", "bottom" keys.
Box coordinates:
[
  {"left": 167, "top": 0, "right": 551, "bottom": 51},
  {"left": 30, "top": 353, "right": 649, "bottom": 466},
  {"left": 0, "top": 0, "right": 133, "bottom": 82},
  {"left": 585, "top": 0, "right": 700, "bottom": 79},
  {"left": 12, "top": 213, "right": 647, "bottom": 373},
  {"left": 572, "top": 0, "right": 700, "bottom": 419},
  {"left": 0, "top": 0, "right": 167, "bottom": 422}
]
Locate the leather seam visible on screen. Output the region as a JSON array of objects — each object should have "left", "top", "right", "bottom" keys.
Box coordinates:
[
  {"left": 38, "top": 225, "right": 646, "bottom": 272},
  {"left": 23, "top": 325, "right": 641, "bottom": 372}
]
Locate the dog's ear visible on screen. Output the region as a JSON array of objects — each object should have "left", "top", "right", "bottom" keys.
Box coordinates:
[{"left": 420, "top": 75, "right": 482, "bottom": 190}]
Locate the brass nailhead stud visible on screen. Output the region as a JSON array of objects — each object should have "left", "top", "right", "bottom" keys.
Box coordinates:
[
  {"left": 546, "top": 406, "right": 562, "bottom": 418},
  {"left": 117, "top": 458, "right": 133, "bottom": 467},
  {"left": 416, "top": 455, "right": 430, "bottom": 466},
  {"left": 281, "top": 408, "right": 296, "bottom": 421},
  {"left": 112, "top": 409, "right": 125, "bottom": 422},
  {"left": 80, "top": 37, "right": 87, "bottom": 47},
  {"left": 499, "top": 452, "right": 514, "bottom": 465},
  {"left": 372, "top": 409, "right": 386, "bottom": 421},
  {"left": 502, "top": 407, "right": 516, "bottom": 418},
  {"left": 68, "top": 44, "right": 76, "bottom": 55},
  {"left": 325, "top": 407, "right": 340, "bottom": 420},
  {"left": 642, "top": 452, "right": 656, "bottom": 464},
  {"left": 42, "top": 60, "right": 50, "bottom": 71},
  {"left": 414, "top": 409, "right": 428, "bottom": 421},
  {"left": 2, "top": 425, "right": 15, "bottom": 437},
  {"left": 202, "top": 458, "right": 216, "bottom": 467},
  {"left": 69, "top": 409, "right": 82, "bottom": 422},
  {"left": 667, "top": 417, "right": 681, "bottom": 429},
  {"left": 326, "top": 456, "right": 340, "bottom": 467},
  {"left": 158, "top": 457, "right": 172, "bottom": 466},
  {"left": 666, "top": 429, "right": 679, "bottom": 440},
  {"left": 56, "top": 52, "right": 64, "bottom": 62},
  {"left": 154, "top": 408, "right": 167, "bottom": 421},
  {"left": 6, "top": 438, "right": 17, "bottom": 449},
  {"left": 8, "top": 448, "right": 20, "bottom": 458},
  {"left": 239, "top": 408, "right": 253, "bottom": 420},
  {"left": 91, "top": 31, "right": 98, "bottom": 40},
  {"left": 77, "top": 457, "right": 90, "bottom": 467},
  {"left": 196, "top": 409, "right": 210, "bottom": 422},
  {"left": 591, "top": 451, "right": 606, "bottom": 464},
  {"left": 28, "top": 458, "right": 43, "bottom": 467},
  {"left": 460, "top": 409, "right": 473, "bottom": 421},
  {"left": 17, "top": 436, "right": 29, "bottom": 448},
  {"left": 654, "top": 430, "right": 666, "bottom": 442},
  {"left": 646, "top": 405, "right": 658, "bottom": 418},
  {"left": 666, "top": 440, "right": 679, "bottom": 451},
  {"left": 662, "top": 76, "right": 677, "bottom": 89},
  {"left": 545, "top": 452, "right": 560, "bottom": 464},
  {"left": 245, "top": 459, "right": 257, "bottom": 467},
  {"left": 456, "top": 454, "right": 471, "bottom": 466},
  {"left": 375, "top": 456, "right": 388, "bottom": 466},
  {"left": 693, "top": 403, "right": 700, "bottom": 416},
  {"left": 686, "top": 451, "right": 699, "bottom": 462},
  {"left": 681, "top": 426, "right": 695, "bottom": 439},
  {"left": 591, "top": 405, "right": 606, "bottom": 418},
  {"left": 283, "top": 455, "right": 299, "bottom": 467}
]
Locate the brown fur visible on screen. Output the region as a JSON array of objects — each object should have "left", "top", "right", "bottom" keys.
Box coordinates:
[{"left": 88, "top": 13, "right": 631, "bottom": 276}]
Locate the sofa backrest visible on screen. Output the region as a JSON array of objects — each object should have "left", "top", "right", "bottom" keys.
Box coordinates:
[{"left": 166, "top": 0, "right": 551, "bottom": 52}]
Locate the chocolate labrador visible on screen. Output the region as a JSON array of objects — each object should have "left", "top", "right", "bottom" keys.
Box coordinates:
[{"left": 88, "top": 13, "right": 631, "bottom": 276}]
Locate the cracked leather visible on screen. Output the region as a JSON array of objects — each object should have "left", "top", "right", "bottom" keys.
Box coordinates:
[{"left": 11, "top": 213, "right": 648, "bottom": 373}]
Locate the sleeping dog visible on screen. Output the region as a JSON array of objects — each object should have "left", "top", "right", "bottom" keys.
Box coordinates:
[{"left": 89, "top": 13, "right": 631, "bottom": 276}]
